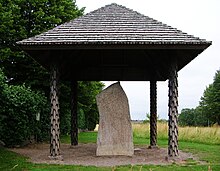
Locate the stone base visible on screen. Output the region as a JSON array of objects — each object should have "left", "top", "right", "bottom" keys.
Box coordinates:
[
  {"left": 48, "top": 155, "right": 63, "bottom": 160},
  {"left": 97, "top": 143, "right": 133, "bottom": 156}
]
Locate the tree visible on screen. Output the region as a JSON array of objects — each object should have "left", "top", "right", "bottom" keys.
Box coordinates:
[
  {"left": 179, "top": 70, "right": 220, "bottom": 126},
  {"left": 178, "top": 108, "right": 196, "bottom": 126},
  {"left": 58, "top": 81, "right": 104, "bottom": 134},
  {"left": 194, "top": 106, "right": 210, "bottom": 126},
  {"left": 199, "top": 70, "right": 220, "bottom": 125},
  {"left": 78, "top": 108, "right": 86, "bottom": 131},
  {"left": 179, "top": 107, "right": 210, "bottom": 127},
  {"left": 0, "top": 0, "right": 84, "bottom": 91},
  {"left": 0, "top": 0, "right": 85, "bottom": 135},
  {"left": 0, "top": 1, "right": 104, "bottom": 137},
  {"left": 0, "top": 69, "right": 49, "bottom": 147},
  {"left": 78, "top": 81, "right": 105, "bottom": 131}
]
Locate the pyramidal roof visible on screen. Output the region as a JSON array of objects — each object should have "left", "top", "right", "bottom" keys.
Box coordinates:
[{"left": 17, "top": 3, "right": 211, "bottom": 46}]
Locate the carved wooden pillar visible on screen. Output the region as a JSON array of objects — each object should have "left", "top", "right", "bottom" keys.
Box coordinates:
[
  {"left": 71, "top": 80, "right": 78, "bottom": 146},
  {"left": 149, "top": 80, "right": 157, "bottom": 148},
  {"left": 168, "top": 62, "right": 179, "bottom": 157},
  {"left": 50, "top": 66, "right": 61, "bottom": 158}
]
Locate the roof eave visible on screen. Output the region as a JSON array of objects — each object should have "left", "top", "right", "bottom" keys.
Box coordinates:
[{"left": 17, "top": 41, "right": 211, "bottom": 51}]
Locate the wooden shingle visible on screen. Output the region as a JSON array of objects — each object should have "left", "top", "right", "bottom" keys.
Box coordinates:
[{"left": 17, "top": 3, "right": 210, "bottom": 46}]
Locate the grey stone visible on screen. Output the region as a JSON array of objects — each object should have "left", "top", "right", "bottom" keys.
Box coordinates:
[{"left": 96, "top": 82, "right": 134, "bottom": 156}]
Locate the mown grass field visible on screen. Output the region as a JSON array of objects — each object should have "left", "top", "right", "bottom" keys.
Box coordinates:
[{"left": 0, "top": 123, "right": 220, "bottom": 171}]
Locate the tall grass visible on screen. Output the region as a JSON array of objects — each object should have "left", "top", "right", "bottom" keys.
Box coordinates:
[
  {"left": 179, "top": 125, "right": 220, "bottom": 144},
  {"left": 132, "top": 122, "right": 168, "bottom": 140},
  {"left": 132, "top": 122, "right": 220, "bottom": 145}
]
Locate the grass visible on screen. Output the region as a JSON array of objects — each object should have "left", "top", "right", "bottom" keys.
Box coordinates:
[
  {"left": 61, "top": 131, "right": 97, "bottom": 144},
  {"left": 0, "top": 148, "right": 110, "bottom": 171},
  {"left": 132, "top": 122, "right": 220, "bottom": 145},
  {"left": 179, "top": 125, "right": 220, "bottom": 145},
  {"left": 0, "top": 147, "right": 31, "bottom": 171},
  {"left": 179, "top": 141, "right": 220, "bottom": 164},
  {"left": 1, "top": 123, "right": 220, "bottom": 171}
]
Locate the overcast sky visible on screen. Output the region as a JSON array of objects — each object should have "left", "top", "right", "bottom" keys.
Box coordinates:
[{"left": 76, "top": 0, "right": 220, "bottom": 120}]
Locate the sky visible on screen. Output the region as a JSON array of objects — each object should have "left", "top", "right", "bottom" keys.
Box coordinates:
[{"left": 76, "top": 0, "right": 220, "bottom": 120}]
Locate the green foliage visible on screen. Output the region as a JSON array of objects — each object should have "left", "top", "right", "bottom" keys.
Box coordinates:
[
  {"left": 59, "top": 81, "right": 104, "bottom": 134},
  {"left": 78, "top": 108, "right": 86, "bottom": 130},
  {"left": 179, "top": 108, "right": 197, "bottom": 126},
  {"left": 179, "top": 107, "right": 212, "bottom": 127},
  {"left": 0, "top": 69, "right": 49, "bottom": 146},
  {"left": 179, "top": 69, "right": 220, "bottom": 126},
  {"left": 0, "top": 0, "right": 84, "bottom": 106},
  {"left": 0, "top": 69, "right": 6, "bottom": 132},
  {"left": 78, "top": 81, "right": 104, "bottom": 131},
  {"left": 194, "top": 106, "right": 211, "bottom": 126},
  {"left": 0, "top": 0, "right": 84, "bottom": 90},
  {"left": 0, "top": 0, "right": 85, "bottom": 138},
  {"left": 59, "top": 81, "right": 71, "bottom": 134},
  {"left": 0, "top": 0, "right": 107, "bottom": 144},
  {"left": 199, "top": 70, "right": 220, "bottom": 125}
]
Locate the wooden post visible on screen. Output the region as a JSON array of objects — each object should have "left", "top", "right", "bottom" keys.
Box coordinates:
[
  {"left": 71, "top": 81, "right": 78, "bottom": 146},
  {"left": 49, "top": 66, "right": 61, "bottom": 158},
  {"left": 168, "top": 62, "right": 179, "bottom": 157},
  {"left": 149, "top": 80, "right": 158, "bottom": 148}
]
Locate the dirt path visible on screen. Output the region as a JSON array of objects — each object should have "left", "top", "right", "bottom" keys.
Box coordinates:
[{"left": 10, "top": 143, "right": 198, "bottom": 167}]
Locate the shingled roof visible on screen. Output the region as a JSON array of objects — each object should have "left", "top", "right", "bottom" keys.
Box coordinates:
[
  {"left": 17, "top": 3, "right": 210, "bottom": 46},
  {"left": 17, "top": 3, "right": 212, "bottom": 81}
]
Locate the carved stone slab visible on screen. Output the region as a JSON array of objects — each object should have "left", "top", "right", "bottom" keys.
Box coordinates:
[{"left": 96, "top": 82, "right": 134, "bottom": 156}]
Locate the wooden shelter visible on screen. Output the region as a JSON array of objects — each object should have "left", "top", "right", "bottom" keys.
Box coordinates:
[{"left": 17, "top": 3, "right": 211, "bottom": 159}]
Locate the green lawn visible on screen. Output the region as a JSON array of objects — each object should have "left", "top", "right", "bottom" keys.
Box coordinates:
[{"left": 0, "top": 132, "right": 220, "bottom": 171}]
